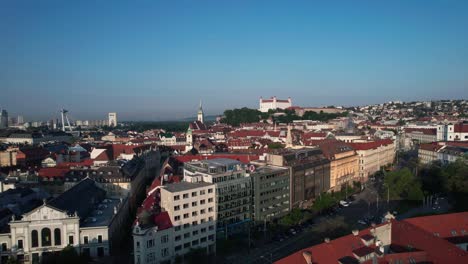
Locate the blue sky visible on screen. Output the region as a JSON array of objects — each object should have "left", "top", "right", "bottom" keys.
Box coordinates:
[{"left": 1, "top": 0, "right": 467, "bottom": 121}]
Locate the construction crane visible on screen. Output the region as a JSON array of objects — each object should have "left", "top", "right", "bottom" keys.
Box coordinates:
[{"left": 60, "top": 108, "right": 73, "bottom": 132}]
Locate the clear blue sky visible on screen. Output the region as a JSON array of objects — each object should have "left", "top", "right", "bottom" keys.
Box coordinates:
[{"left": 1, "top": 0, "right": 467, "bottom": 121}]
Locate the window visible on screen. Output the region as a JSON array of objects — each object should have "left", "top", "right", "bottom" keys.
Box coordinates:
[
  {"left": 84, "top": 236, "right": 89, "bottom": 245},
  {"left": 147, "top": 239, "right": 155, "bottom": 248},
  {"left": 175, "top": 226, "right": 181, "bottom": 231},
  {"left": 97, "top": 247, "right": 104, "bottom": 257},
  {"left": 201, "top": 237, "right": 207, "bottom": 243},
  {"left": 41, "top": 228, "right": 52, "bottom": 247},
  {"left": 192, "top": 221, "right": 198, "bottom": 226},
  {"left": 201, "top": 228, "right": 207, "bottom": 233},
  {"left": 183, "top": 203, "right": 189, "bottom": 209},
  {"left": 174, "top": 205, "right": 180, "bottom": 211},
  {"left": 192, "top": 201, "right": 197, "bottom": 206},
  {"left": 192, "top": 192, "right": 197, "bottom": 197},
  {"left": 200, "top": 190, "right": 206, "bottom": 195},
  {"left": 208, "top": 207, "right": 214, "bottom": 212},
  {"left": 200, "top": 209, "right": 206, "bottom": 214},
  {"left": 208, "top": 198, "right": 214, "bottom": 203},
  {"left": 18, "top": 240, "right": 23, "bottom": 249},
  {"left": 184, "top": 233, "right": 190, "bottom": 239},
  {"left": 68, "top": 235, "right": 74, "bottom": 245},
  {"left": 175, "top": 215, "right": 181, "bottom": 221},
  {"left": 98, "top": 235, "right": 102, "bottom": 243},
  {"left": 201, "top": 219, "right": 206, "bottom": 223},
  {"left": 192, "top": 211, "right": 198, "bottom": 217},
  {"left": 209, "top": 217, "right": 214, "bottom": 221},
  {"left": 209, "top": 225, "right": 214, "bottom": 231},
  {"left": 183, "top": 223, "right": 190, "bottom": 229},
  {"left": 174, "top": 195, "right": 180, "bottom": 201},
  {"left": 161, "top": 248, "right": 169, "bottom": 257},
  {"left": 208, "top": 235, "right": 215, "bottom": 241},
  {"left": 208, "top": 188, "right": 213, "bottom": 193},
  {"left": 175, "top": 245, "right": 182, "bottom": 252},
  {"left": 193, "top": 230, "right": 199, "bottom": 236},
  {"left": 161, "top": 235, "right": 169, "bottom": 243},
  {"left": 1, "top": 243, "right": 7, "bottom": 251},
  {"left": 183, "top": 213, "right": 189, "bottom": 219},
  {"left": 31, "top": 230, "right": 39, "bottom": 247},
  {"left": 200, "top": 199, "right": 206, "bottom": 205},
  {"left": 54, "top": 228, "right": 61, "bottom": 245},
  {"left": 136, "top": 241, "right": 140, "bottom": 249},
  {"left": 192, "top": 239, "right": 199, "bottom": 246},
  {"left": 184, "top": 242, "right": 190, "bottom": 248},
  {"left": 183, "top": 193, "right": 189, "bottom": 199},
  {"left": 175, "top": 235, "right": 181, "bottom": 241}
]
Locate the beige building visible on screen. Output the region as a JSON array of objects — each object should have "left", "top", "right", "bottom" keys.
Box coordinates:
[
  {"left": 318, "top": 141, "right": 359, "bottom": 191},
  {"left": 418, "top": 143, "right": 442, "bottom": 165},
  {"left": 0, "top": 147, "right": 17, "bottom": 167},
  {"left": 349, "top": 139, "right": 395, "bottom": 182}
]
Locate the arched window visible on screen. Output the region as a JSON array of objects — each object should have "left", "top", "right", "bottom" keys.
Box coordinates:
[
  {"left": 31, "top": 230, "right": 39, "bottom": 247},
  {"left": 41, "top": 228, "right": 51, "bottom": 246},
  {"left": 54, "top": 228, "right": 61, "bottom": 245}
]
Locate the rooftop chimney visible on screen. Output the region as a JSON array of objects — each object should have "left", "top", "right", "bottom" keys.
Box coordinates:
[{"left": 302, "top": 251, "right": 313, "bottom": 264}]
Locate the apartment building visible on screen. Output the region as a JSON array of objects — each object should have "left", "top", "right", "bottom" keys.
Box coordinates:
[
  {"left": 266, "top": 148, "right": 330, "bottom": 209},
  {"left": 317, "top": 141, "right": 359, "bottom": 191},
  {"left": 249, "top": 164, "right": 290, "bottom": 222},
  {"left": 133, "top": 179, "right": 216, "bottom": 264},
  {"left": 349, "top": 139, "right": 395, "bottom": 182},
  {"left": 183, "top": 159, "right": 252, "bottom": 232}
]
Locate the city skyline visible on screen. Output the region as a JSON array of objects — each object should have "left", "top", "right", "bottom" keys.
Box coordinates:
[{"left": 2, "top": 1, "right": 468, "bottom": 120}]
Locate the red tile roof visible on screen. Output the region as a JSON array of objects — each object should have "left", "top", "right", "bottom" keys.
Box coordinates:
[
  {"left": 419, "top": 143, "right": 443, "bottom": 152},
  {"left": 404, "top": 212, "right": 468, "bottom": 239},
  {"left": 38, "top": 167, "right": 70, "bottom": 178},
  {"left": 454, "top": 123, "right": 468, "bottom": 133},
  {"left": 317, "top": 140, "right": 355, "bottom": 159},
  {"left": 175, "top": 154, "right": 259, "bottom": 164},
  {"left": 404, "top": 128, "right": 437, "bottom": 135},
  {"left": 275, "top": 213, "right": 468, "bottom": 264},
  {"left": 153, "top": 211, "right": 173, "bottom": 230},
  {"left": 348, "top": 139, "right": 394, "bottom": 151}
]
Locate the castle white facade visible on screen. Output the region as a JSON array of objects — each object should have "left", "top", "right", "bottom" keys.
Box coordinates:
[{"left": 259, "top": 96, "right": 292, "bottom": 112}]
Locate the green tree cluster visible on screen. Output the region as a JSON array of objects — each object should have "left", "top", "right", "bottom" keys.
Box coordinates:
[
  {"left": 384, "top": 168, "right": 424, "bottom": 201},
  {"left": 421, "top": 159, "right": 468, "bottom": 211},
  {"left": 278, "top": 208, "right": 304, "bottom": 226},
  {"left": 221, "top": 108, "right": 262, "bottom": 126},
  {"left": 221, "top": 107, "right": 349, "bottom": 127},
  {"left": 40, "top": 245, "right": 90, "bottom": 264},
  {"left": 301, "top": 110, "right": 348, "bottom": 122}
]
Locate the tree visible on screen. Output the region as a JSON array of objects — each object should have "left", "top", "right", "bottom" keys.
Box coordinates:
[
  {"left": 279, "top": 208, "right": 303, "bottom": 226},
  {"left": 221, "top": 108, "right": 262, "bottom": 126},
  {"left": 41, "top": 245, "right": 90, "bottom": 264},
  {"left": 267, "top": 142, "right": 284, "bottom": 149},
  {"left": 385, "top": 168, "right": 423, "bottom": 201}
]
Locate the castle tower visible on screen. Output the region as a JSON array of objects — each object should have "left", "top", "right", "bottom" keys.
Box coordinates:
[{"left": 197, "top": 100, "right": 204, "bottom": 123}]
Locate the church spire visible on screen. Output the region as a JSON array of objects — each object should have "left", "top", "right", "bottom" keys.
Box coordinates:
[{"left": 197, "top": 100, "right": 204, "bottom": 123}]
